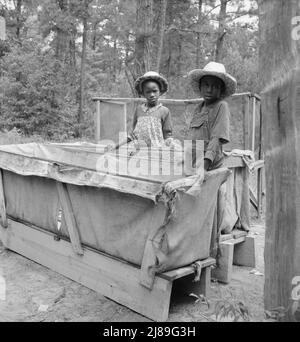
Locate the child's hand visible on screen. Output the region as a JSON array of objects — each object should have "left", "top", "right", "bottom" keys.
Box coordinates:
[
  {"left": 106, "top": 143, "right": 116, "bottom": 152},
  {"left": 165, "top": 138, "right": 174, "bottom": 147},
  {"left": 165, "top": 138, "right": 182, "bottom": 151}
]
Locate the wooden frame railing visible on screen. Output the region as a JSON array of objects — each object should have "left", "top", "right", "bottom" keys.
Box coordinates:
[{"left": 92, "top": 93, "right": 264, "bottom": 218}]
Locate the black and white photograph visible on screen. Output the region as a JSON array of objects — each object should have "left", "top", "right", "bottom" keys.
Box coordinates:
[{"left": 0, "top": 0, "right": 299, "bottom": 325}]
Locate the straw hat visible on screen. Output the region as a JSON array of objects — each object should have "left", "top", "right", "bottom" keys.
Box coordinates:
[
  {"left": 189, "top": 62, "right": 237, "bottom": 98},
  {"left": 135, "top": 71, "right": 169, "bottom": 95}
]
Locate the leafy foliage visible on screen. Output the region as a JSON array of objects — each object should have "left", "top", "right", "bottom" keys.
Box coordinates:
[
  {"left": 215, "top": 299, "right": 251, "bottom": 322},
  {"left": 0, "top": 0, "right": 260, "bottom": 139}
]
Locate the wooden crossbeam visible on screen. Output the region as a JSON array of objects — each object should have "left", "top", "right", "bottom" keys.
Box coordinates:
[
  {"left": 162, "top": 258, "right": 215, "bottom": 281},
  {"left": 56, "top": 182, "right": 83, "bottom": 256}
]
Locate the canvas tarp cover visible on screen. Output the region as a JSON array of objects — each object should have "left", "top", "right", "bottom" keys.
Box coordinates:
[{"left": 0, "top": 143, "right": 230, "bottom": 287}]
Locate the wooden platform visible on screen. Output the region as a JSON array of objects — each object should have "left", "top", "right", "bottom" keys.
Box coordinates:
[
  {"left": 212, "top": 230, "right": 257, "bottom": 284},
  {"left": 0, "top": 219, "right": 215, "bottom": 322}
]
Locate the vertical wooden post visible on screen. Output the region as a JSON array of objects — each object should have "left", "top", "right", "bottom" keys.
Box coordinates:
[
  {"left": 257, "top": 99, "right": 263, "bottom": 219},
  {"left": 95, "top": 100, "right": 101, "bottom": 143},
  {"left": 123, "top": 103, "right": 128, "bottom": 142},
  {"left": 243, "top": 95, "right": 251, "bottom": 150},
  {"left": 0, "top": 169, "right": 8, "bottom": 228},
  {"left": 251, "top": 96, "right": 257, "bottom": 153},
  {"left": 260, "top": 0, "right": 300, "bottom": 321}
]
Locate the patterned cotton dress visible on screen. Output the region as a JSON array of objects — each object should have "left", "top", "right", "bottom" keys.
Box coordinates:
[{"left": 129, "top": 103, "right": 173, "bottom": 150}]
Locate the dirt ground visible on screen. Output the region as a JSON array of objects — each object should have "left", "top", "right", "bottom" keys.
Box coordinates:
[{"left": 0, "top": 219, "right": 266, "bottom": 323}]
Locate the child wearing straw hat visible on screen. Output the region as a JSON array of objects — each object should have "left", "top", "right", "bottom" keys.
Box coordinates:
[{"left": 188, "top": 62, "right": 237, "bottom": 171}]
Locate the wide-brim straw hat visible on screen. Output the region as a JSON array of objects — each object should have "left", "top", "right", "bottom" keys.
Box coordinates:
[
  {"left": 135, "top": 71, "right": 169, "bottom": 95},
  {"left": 188, "top": 62, "right": 237, "bottom": 98}
]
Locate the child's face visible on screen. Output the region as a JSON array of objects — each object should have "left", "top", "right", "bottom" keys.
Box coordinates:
[
  {"left": 200, "top": 76, "right": 223, "bottom": 104},
  {"left": 142, "top": 81, "right": 161, "bottom": 106}
]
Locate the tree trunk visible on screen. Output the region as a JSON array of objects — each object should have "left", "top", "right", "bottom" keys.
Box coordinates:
[
  {"left": 260, "top": 0, "right": 300, "bottom": 322},
  {"left": 69, "top": 31, "right": 76, "bottom": 69},
  {"left": 196, "top": 0, "right": 203, "bottom": 68},
  {"left": 91, "top": 20, "right": 99, "bottom": 51},
  {"left": 113, "top": 37, "right": 117, "bottom": 82},
  {"left": 164, "top": 0, "right": 174, "bottom": 78},
  {"left": 134, "top": 0, "right": 153, "bottom": 78},
  {"left": 78, "top": 1, "right": 89, "bottom": 130},
  {"left": 56, "top": 0, "right": 67, "bottom": 59},
  {"left": 16, "top": 0, "right": 22, "bottom": 40},
  {"left": 215, "top": 0, "right": 227, "bottom": 62},
  {"left": 155, "top": 0, "right": 167, "bottom": 72},
  {"left": 55, "top": 0, "right": 76, "bottom": 67},
  {"left": 177, "top": 34, "right": 182, "bottom": 75}
]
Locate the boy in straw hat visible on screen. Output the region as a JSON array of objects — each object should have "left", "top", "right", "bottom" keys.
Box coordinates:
[
  {"left": 188, "top": 63, "right": 240, "bottom": 238},
  {"left": 189, "top": 62, "right": 237, "bottom": 171},
  {"left": 188, "top": 62, "right": 237, "bottom": 171}
]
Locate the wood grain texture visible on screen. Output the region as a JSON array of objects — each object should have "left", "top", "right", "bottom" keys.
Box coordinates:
[
  {"left": 162, "top": 258, "right": 215, "bottom": 281},
  {"left": 212, "top": 241, "right": 234, "bottom": 284},
  {"left": 0, "top": 169, "right": 7, "bottom": 228},
  {"left": 233, "top": 236, "right": 256, "bottom": 268},
  {"left": 260, "top": 0, "right": 300, "bottom": 321}
]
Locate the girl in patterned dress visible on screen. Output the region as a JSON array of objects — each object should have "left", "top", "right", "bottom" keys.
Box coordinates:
[{"left": 128, "top": 71, "right": 175, "bottom": 150}]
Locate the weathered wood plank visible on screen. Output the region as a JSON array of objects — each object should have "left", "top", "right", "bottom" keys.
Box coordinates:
[
  {"left": 0, "top": 219, "right": 172, "bottom": 322},
  {"left": 233, "top": 236, "right": 257, "bottom": 268},
  {"left": 199, "top": 266, "right": 212, "bottom": 298},
  {"left": 219, "top": 234, "right": 233, "bottom": 242},
  {"left": 232, "top": 230, "right": 248, "bottom": 240},
  {"left": 260, "top": 0, "right": 300, "bottom": 321},
  {"left": 243, "top": 95, "right": 251, "bottom": 150},
  {"left": 251, "top": 97, "right": 257, "bottom": 153},
  {"left": 0, "top": 169, "right": 8, "bottom": 228},
  {"left": 56, "top": 182, "right": 84, "bottom": 256},
  {"left": 91, "top": 93, "right": 258, "bottom": 104},
  {"left": 212, "top": 241, "right": 234, "bottom": 284},
  {"left": 95, "top": 100, "right": 101, "bottom": 142},
  {"left": 162, "top": 258, "right": 215, "bottom": 281}
]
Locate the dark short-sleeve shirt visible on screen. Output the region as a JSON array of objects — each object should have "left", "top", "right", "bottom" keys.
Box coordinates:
[{"left": 188, "top": 100, "right": 230, "bottom": 169}]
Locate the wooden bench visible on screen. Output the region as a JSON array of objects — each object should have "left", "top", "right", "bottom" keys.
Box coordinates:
[{"left": 212, "top": 230, "right": 257, "bottom": 284}]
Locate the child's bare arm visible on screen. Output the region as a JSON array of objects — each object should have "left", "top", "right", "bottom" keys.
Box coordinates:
[
  {"left": 204, "top": 102, "right": 230, "bottom": 169},
  {"left": 162, "top": 109, "right": 173, "bottom": 140},
  {"left": 132, "top": 107, "right": 138, "bottom": 131}
]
